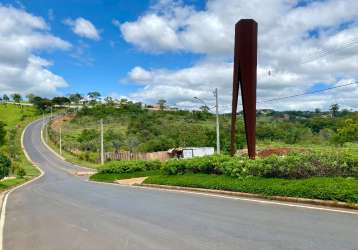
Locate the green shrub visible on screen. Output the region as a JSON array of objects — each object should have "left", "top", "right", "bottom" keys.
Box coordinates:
[
  {"left": 98, "top": 159, "right": 161, "bottom": 174},
  {"left": 161, "top": 150, "right": 358, "bottom": 179},
  {"left": 16, "top": 167, "right": 26, "bottom": 178},
  {"left": 162, "top": 155, "right": 231, "bottom": 175},
  {"left": 0, "top": 154, "right": 11, "bottom": 179}
]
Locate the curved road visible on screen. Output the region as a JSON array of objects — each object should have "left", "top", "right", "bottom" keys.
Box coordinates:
[{"left": 3, "top": 119, "right": 358, "bottom": 249}]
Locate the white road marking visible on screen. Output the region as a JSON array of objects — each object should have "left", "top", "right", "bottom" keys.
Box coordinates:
[{"left": 88, "top": 180, "right": 358, "bottom": 215}]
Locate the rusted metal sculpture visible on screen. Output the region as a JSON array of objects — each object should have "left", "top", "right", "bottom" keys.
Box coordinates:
[{"left": 230, "top": 19, "right": 257, "bottom": 159}]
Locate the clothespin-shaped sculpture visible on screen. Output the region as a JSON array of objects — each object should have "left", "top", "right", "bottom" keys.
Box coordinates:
[{"left": 230, "top": 19, "right": 257, "bottom": 159}]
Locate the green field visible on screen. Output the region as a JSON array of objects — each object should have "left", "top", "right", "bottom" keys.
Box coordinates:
[{"left": 0, "top": 104, "right": 40, "bottom": 190}]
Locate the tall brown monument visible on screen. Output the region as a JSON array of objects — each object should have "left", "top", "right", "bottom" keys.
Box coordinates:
[{"left": 230, "top": 19, "right": 257, "bottom": 159}]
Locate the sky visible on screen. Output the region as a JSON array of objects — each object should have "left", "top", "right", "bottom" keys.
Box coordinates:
[{"left": 0, "top": 0, "right": 358, "bottom": 111}]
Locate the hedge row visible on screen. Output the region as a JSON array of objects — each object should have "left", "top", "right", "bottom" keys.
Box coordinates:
[
  {"left": 98, "top": 159, "right": 161, "bottom": 174},
  {"left": 163, "top": 151, "right": 358, "bottom": 179},
  {"left": 98, "top": 150, "right": 358, "bottom": 179}
]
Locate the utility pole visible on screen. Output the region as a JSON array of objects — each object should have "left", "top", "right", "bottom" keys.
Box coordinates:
[
  {"left": 214, "top": 88, "right": 220, "bottom": 154},
  {"left": 59, "top": 127, "right": 62, "bottom": 156},
  {"left": 100, "top": 119, "right": 104, "bottom": 165}
]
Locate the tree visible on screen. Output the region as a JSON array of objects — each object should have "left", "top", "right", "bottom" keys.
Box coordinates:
[
  {"left": 88, "top": 91, "right": 101, "bottom": 105},
  {"left": 2, "top": 95, "right": 9, "bottom": 102},
  {"left": 26, "top": 94, "right": 35, "bottom": 103},
  {"left": 104, "top": 97, "right": 115, "bottom": 106},
  {"left": 0, "top": 121, "right": 6, "bottom": 146},
  {"left": 333, "top": 119, "right": 358, "bottom": 145},
  {"left": 157, "top": 99, "right": 167, "bottom": 110},
  {"left": 0, "top": 154, "right": 11, "bottom": 179},
  {"left": 30, "top": 96, "right": 53, "bottom": 112},
  {"left": 11, "top": 93, "right": 22, "bottom": 103},
  {"left": 77, "top": 129, "right": 99, "bottom": 151},
  {"left": 125, "top": 135, "right": 140, "bottom": 152},
  {"left": 330, "top": 103, "right": 339, "bottom": 118},
  {"left": 69, "top": 93, "right": 82, "bottom": 104},
  {"left": 199, "top": 105, "right": 210, "bottom": 113},
  {"left": 52, "top": 96, "right": 70, "bottom": 106}
]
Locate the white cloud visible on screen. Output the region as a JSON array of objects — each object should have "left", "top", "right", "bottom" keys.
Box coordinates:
[
  {"left": 0, "top": 5, "right": 71, "bottom": 96},
  {"left": 121, "top": 0, "right": 358, "bottom": 111},
  {"left": 64, "top": 17, "right": 100, "bottom": 40}
]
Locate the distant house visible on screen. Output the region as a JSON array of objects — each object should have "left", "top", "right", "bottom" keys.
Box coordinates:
[
  {"left": 145, "top": 104, "right": 178, "bottom": 112},
  {"left": 168, "top": 147, "right": 215, "bottom": 159},
  {"left": 182, "top": 147, "right": 215, "bottom": 158}
]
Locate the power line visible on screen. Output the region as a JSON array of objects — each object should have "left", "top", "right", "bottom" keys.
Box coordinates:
[
  {"left": 301, "top": 39, "right": 358, "bottom": 64},
  {"left": 257, "top": 81, "right": 358, "bottom": 103}
]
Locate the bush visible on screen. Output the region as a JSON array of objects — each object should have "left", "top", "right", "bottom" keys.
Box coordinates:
[
  {"left": 163, "top": 155, "right": 231, "bottom": 175},
  {"left": 0, "top": 154, "right": 11, "bottom": 179},
  {"left": 161, "top": 150, "right": 358, "bottom": 179},
  {"left": 98, "top": 159, "right": 162, "bottom": 174},
  {"left": 16, "top": 167, "right": 26, "bottom": 178}
]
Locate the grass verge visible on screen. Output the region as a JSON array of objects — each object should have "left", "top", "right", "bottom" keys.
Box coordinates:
[
  {"left": 144, "top": 174, "right": 358, "bottom": 204},
  {"left": 90, "top": 170, "right": 160, "bottom": 182},
  {"left": 0, "top": 104, "right": 40, "bottom": 192}
]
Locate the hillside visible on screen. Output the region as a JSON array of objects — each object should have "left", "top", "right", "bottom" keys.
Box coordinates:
[
  {"left": 0, "top": 103, "right": 39, "bottom": 189},
  {"left": 47, "top": 103, "right": 358, "bottom": 164}
]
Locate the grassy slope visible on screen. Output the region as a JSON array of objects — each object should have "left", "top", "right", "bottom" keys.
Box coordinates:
[
  {"left": 144, "top": 174, "right": 358, "bottom": 203},
  {"left": 44, "top": 130, "right": 100, "bottom": 169},
  {"left": 0, "top": 104, "right": 40, "bottom": 191}
]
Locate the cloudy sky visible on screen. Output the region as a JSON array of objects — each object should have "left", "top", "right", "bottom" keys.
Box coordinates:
[{"left": 0, "top": 0, "right": 357, "bottom": 111}]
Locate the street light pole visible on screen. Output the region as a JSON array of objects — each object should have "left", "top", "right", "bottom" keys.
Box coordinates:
[{"left": 214, "top": 88, "right": 220, "bottom": 154}]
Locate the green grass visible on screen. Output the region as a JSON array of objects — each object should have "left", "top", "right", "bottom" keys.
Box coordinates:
[
  {"left": 0, "top": 104, "right": 36, "bottom": 128},
  {"left": 0, "top": 177, "right": 29, "bottom": 191},
  {"left": 0, "top": 103, "right": 40, "bottom": 190},
  {"left": 144, "top": 174, "right": 358, "bottom": 204},
  {"left": 90, "top": 170, "right": 160, "bottom": 182}
]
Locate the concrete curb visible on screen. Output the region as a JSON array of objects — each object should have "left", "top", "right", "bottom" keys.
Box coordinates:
[
  {"left": 0, "top": 119, "right": 45, "bottom": 250},
  {"left": 140, "top": 183, "right": 358, "bottom": 211}
]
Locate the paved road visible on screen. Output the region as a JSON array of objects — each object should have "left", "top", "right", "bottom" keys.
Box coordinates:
[{"left": 3, "top": 119, "right": 358, "bottom": 250}]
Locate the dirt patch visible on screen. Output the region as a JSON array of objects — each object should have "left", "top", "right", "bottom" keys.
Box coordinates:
[
  {"left": 50, "top": 114, "right": 75, "bottom": 132},
  {"left": 115, "top": 177, "right": 148, "bottom": 185}
]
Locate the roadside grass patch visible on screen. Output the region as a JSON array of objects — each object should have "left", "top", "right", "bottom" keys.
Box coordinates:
[{"left": 144, "top": 174, "right": 358, "bottom": 203}]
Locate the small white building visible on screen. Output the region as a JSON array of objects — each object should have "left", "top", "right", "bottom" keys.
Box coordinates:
[{"left": 182, "top": 147, "right": 215, "bottom": 158}]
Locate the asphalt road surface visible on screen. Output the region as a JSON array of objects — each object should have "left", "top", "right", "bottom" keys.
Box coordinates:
[{"left": 3, "top": 119, "right": 358, "bottom": 250}]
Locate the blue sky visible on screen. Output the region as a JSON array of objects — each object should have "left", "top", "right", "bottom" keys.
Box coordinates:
[
  {"left": 0, "top": 0, "right": 357, "bottom": 110},
  {"left": 2, "top": 0, "right": 204, "bottom": 97}
]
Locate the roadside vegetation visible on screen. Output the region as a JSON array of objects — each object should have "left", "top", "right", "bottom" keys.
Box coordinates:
[
  {"left": 90, "top": 150, "right": 358, "bottom": 203},
  {"left": 0, "top": 102, "right": 40, "bottom": 191},
  {"left": 47, "top": 99, "right": 358, "bottom": 164},
  {"left": 6, "top": 92, "right": 357, "bottom": 204}
]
